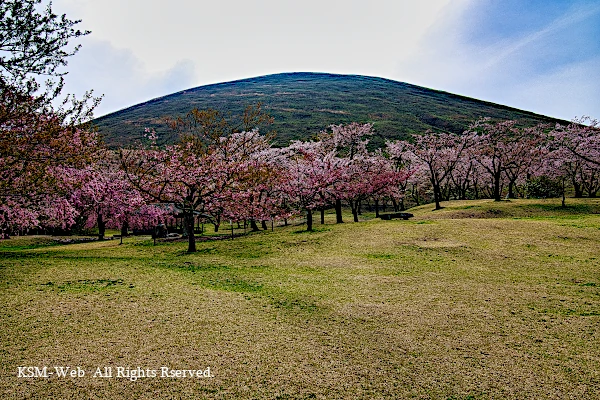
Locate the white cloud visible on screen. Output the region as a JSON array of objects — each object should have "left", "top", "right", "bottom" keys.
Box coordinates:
[{"left": 62, "top": 39, "right": 197, "bottom": 116}]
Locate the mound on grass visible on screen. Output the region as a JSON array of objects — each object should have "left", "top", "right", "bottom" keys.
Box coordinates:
[
  {"left": 409, "top": 198, "right": 600, "bottom": 220},
  {"left": 1, "top": 199, "right": 599, "bottom": 399}
]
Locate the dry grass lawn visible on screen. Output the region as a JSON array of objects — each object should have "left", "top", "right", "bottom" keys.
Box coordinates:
[{"left": 1, "top": 198, "right": 599, "bottom": 399}]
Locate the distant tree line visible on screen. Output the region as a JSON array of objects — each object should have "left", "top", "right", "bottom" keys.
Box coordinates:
[
  {"left": 387, "top": 116, "right": 600, "bottom": 210},
  {"left": 2, "top": 95, "right": 599, "bottom": 252}
]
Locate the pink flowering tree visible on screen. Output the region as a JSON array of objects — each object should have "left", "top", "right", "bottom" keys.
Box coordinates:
[
  {"left": 281, "top": 123, "right": 410, "bottom": 227},
  {"left": 213, "top": 129, "right": 280, "bottom": 231},
  {"left": 537, "top": 144, "right": 577, "bottom": 206},
  {"left": 549, "top": 117, "right": 600, "bottom": 198},
  {"left": 120, "top": 141, "right": 238, "bottom": 251},
  {"left": 279, "top": 140, "right": 344, "bottom": 231},
  {"left": 386, "top": 140, "right": 420, "bottom": 211},
  {"left": 0, "top": 89, "right": 100, "bottom": 237},
  {"left": 120, "top": 106, "right": 275, "bottom": 252},
  {"left": 406, "top": 131, "right": 470, "bottom": 210},
  {"left": 448, "top": 152, "right": 477, "bottom": 200},
  {"left": 338, "top": 152, "right": 409, "bottom": 222},
  {"left": 318, "top": 122, "right": 375, "bottom": 223},
  {"left": 552, "top": 117, "right": 600, "bottom": 167},
  {"left": 68, "top": 162, "right": 163, "bottom": 240},
  {"left": 229, "top": 157, "right": 290, "bottom": 231},
  {"left": 405, "top": 163, "right": 430, "bottom": 206},
  {"left": 502, "top": 125, "right": 546, "bottom": 198},
  {"left": 467, "top": 119, "right": 544, "bottom": 201}
]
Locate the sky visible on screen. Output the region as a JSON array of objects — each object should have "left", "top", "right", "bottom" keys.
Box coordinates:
[{"left": 53, "top": 0, "right": 600, "bottom": 121}]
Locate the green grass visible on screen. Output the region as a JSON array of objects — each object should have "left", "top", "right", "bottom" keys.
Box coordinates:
[
  {"left": 1, "top": 199, "right": 599, "bottom": 399},
  {"left": 409, "top": 197, "right": 600, "bottom": 220}
]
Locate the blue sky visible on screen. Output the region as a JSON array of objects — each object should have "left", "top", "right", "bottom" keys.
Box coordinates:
[{"left": 55, "top": 0, "right": 599, "bottom": 121}]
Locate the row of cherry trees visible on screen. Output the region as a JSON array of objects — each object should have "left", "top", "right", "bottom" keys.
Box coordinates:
[
  {"left": 386, "top": 117, "right": 600, "bottom": 210},
  {"left": 118, "top": 106, "right": 410, "bottom": 252},
  {"left": 2, "top": 96, "right": 599, "bottom": 251}
]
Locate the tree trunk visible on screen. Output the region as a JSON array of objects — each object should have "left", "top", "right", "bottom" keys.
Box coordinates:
[
  {"left": 561, "top": 178, "right": 566, "bottom": 208},
  {"left": 250, "top": 220, "right": 260, "bottom": 232},
  {"left": 306, "top": 209, "right": 313, "bottom": 231},
  {"left": 443, "top": 183, "right": 451, "bottom": 201},
  {"left": 433, "top": 183, "right": 442, "bottom": 210},
  {"left": 493, "top": 172, "right": 502, "bottom": 201},
  {"left": 320, "top": 208, "right": 325, "bottom": 224},
  {"left": 213, "top": 214, "right": 221, "bottom": 232},
  {"left": 261, "top": 220, "right": 268, "bottom": 230},
  {"left": 335, "top": 199, "right": 343, "bottom": 223},
  {"left": 460, "top": 185, "right": 467, "bottom": 200},
  {"left": 508, "top": 179, "right": 517, "bottom": 199},
  {"left": 374, "top": 199, "right": 379, "bottom": 217},
  {"left": 399, "top": 197, "right": 405, "bottom": 211},
  {"left": 97, "top": 213, "right": 106, "bottom": 240},
  {"left": 411, "top": 184, "right": 421, "bottom": 206},
  {"left": 120, "top": 219, "right": 129, "bottom": 237},
  {"left": 351, "top": 201, "right": 359, "bottom": 222},
  {"left": 185, "top": 212, "right": 196, "bottom": 253},
  {"left": 573, "top": 180, "right": 583, "bottom": 198}
]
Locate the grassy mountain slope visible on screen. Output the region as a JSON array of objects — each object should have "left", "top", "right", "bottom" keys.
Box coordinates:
[{"left": 94, "top": 72, "right": 567, "bottom": 148}]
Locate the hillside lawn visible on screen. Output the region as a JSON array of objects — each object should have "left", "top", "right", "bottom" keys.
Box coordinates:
[{"left": 1, "top": 198, "right": 599, "bottom": 399}]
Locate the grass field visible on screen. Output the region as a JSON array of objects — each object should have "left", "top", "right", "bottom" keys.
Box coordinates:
[{"left": 1, "top": 198, "right": 599, "bottom": 399}]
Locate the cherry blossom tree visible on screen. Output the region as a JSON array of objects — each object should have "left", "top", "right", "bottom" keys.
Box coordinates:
[
  {"left": 448, "top": 154, "right": 476, "bottom": 200},
  {"left": 548, "top": 117, "right": 600, "bottom": 199},
  {"left": 120, "top": 106, "right": 275, "bottom": 252},
  {"left": 0, "top": 1, "right": 101, "bottom": 237},
  {"left": 0, "top": 93, "right": 99, "bottom": 236},
  {"left": 386, "top": 140, "right": 420, "bottom": 211},
  {"left": 552, "top": 117, "right": 600, "bottom": 167},
  {"left": 466, "top": 119, "right": 545, "bottom": 201},
  {"left": 497, "top": 124, "right": 546, "bottom": 199},
  {"left": 120, "top": 142, "right": 233, "bottom": 251},
  {"left": 406, "top": 131, "right": 470, "bottom": 210},
  {"left": 68, "top": 164, "right": 148, "bottom": 240},
  {"left": 338, "top": 152, "right": 408, "bottom": 222},
  {"left": 230, "top": 157, "right": 290, "bottom": 231},
  {"left": 280, "top": 123, "right": 410, "bottom": 228},
  {"left": 536, "top": 142, "right": 576, "bottom": 206},
  {"left": 279, "top": 141, "right": 343, "bottom": 231},
  {"left": 318, "top": 122, "right": 374, "bottom": 223}
]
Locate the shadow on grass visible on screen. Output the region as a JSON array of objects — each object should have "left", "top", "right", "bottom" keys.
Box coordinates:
[{"left": 292, "top": 227, "right": 331, "bottom": 234}]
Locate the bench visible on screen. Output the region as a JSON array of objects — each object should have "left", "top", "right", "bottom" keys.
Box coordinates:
[{"left": 379, "top": 212, "right": 414, "bottom": 220}]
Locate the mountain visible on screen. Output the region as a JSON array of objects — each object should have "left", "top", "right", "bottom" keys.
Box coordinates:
[{"left": 93, "top": 72, "right": 567, "bottom": 148}]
